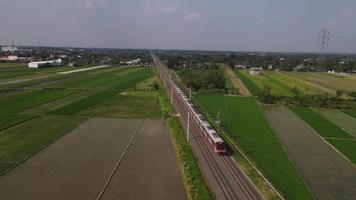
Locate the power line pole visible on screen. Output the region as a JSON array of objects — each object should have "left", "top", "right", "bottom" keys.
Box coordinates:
[
  {"left": 189, "top": 85, "right": 192, "bottom": 100},
  {"left": 187, "top": 112, "right": 190, "bottom": 142}
]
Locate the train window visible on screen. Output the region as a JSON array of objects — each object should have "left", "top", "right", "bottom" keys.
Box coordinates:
[
  {"left": 216, "top": 143, "right": 225, "bottom": 150},
  {"left": 207, "top": 126, "right": 213, "bottom": 130}
]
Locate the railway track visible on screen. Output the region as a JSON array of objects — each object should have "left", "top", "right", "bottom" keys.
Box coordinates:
[{"left": 152, "top": 54, "right": 263, "bottom": 200}]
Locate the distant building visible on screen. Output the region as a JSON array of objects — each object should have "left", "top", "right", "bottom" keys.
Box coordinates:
[
  {"left": 234, "top": 64, "right": 246, "bottom": 69},
  {"left": 0, "top": 55, "right": 31, "bottom": 62},
  {"left": 1, "top": 46, "right": 18, "bottom": 52},
  {"left": 0, "top": 55, "right": 18, "bottom": 61},
  {"left": 249, "top": 67, "right": 262, "bottom": 75},
  {"left": 120, "top": 58, "right": 141, "bottom": 66},
  {"left": 28, "top": 59, "right": 62, "bottom": 68}
]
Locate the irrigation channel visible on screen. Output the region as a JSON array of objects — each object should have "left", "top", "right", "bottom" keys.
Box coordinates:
[{"left": 152, "top": 54, "right": 263, "bottom": 200}]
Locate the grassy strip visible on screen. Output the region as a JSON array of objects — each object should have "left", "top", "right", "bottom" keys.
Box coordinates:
[
  {"left": 0, "top": 89, "right": 76, "bottom": 113},
  {"left": 263, "top": 73, "right": 295, "bottom": 96},
  {"left": 108, "top": 68, "right": 154, "bottom": 89},
  {"left": 0, "top": 63, "right": 26, "bottom": 68},
  {"left": 78, "top": 91, "right": 161, "bottom": 119},
  {"left": 235, "top": 70, "right": 261, "bottom": 95},
  {"left": 0, "top": 114, "right": 32, "bottom": 131},
  {"left": 45, "top": 67, "right": 133, "bottom": 89},
  {"left": 49, "top": 90, "right": 118, "bottom": 115},
  {"left": 290, "top": 107, "right": 353, "bottom": 139},
  {"left": 196, "top": 95, "right": 313, "bottom": 200},
  {"left": 0, "top": 115, "right": 86, "bottom": 174},
  {"left": 159, "top": 94, "right": 212, "bottom": 200},
  {"left": 326, "top": 139, "right": 356, "bottom": 164},
  {"left": 341, "top": 110, "right": 356, "bottom": 119}
]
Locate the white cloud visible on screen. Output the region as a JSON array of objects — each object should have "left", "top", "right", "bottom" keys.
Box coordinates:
[
  {"left": 144, "top": 2, "right": 178, "bottom": 15},
  {"left": 185, "top": 12, "right": 201, "bottom": 21},
  {"left": 76, "top": 0, "right": 110, "bottom": 10}
]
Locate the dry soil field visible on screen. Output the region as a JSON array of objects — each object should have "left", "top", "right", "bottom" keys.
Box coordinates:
[
  {"left": 262, "top": 106, "right": 356, "bottom": 200},
  {"left": 0, "top": 118, "right": 186, "bottom": 200}
]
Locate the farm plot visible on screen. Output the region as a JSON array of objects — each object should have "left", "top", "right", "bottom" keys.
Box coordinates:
[
  {"left": 234, "top": 70, "right": 261, "bottom": 95},
  {"left": 49, "top": 68, "right": 154, "bottom": 115},
  {"left": 262, "top": 106, "right": 356, "bottom": 200},
  {"left": 290, "top": 107, "right": 356, "bottom": 164},
  {"left": 286, "top": 72, "right": 356, "bottom": 94},
  {"left": 222, "top": 65, "right": 251, "bottom": 96},
  {"left": 0, "top": 63, "right": 26, "bottom": 69},
  {"left": 196, "top": 95, "right": 312, "bottom": 200},
  {"left": 0, "top": 89, "right": 76, "bottom": 113},
  {"left": 0, "top": 118, "right": 186, "bottom": 200},
  {"left": 235, "top": 70, "right": 296, "bottom": 96},
  {"left": 0, "top": 115, "right": 86, "bottom": 174},
  {"left": 313, "top": 108, "right": 356, "bottom": 138},
  {"left": 0, "top": 114, "right": 32, "bottom": 131},
  {"left": 20, "top": 89, "right": 99, "bottom": 115},
  {"left": 41, "top": 67, "right": 134, "bottom": 89},
  {"left": 78, "top": 91, "right": 161, "bottom": 119},
  {"left": 263, "top": 71, "right": 326, "bottom": 95}
]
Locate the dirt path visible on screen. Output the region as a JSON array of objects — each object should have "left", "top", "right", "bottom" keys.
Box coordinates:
[
  {"left": 222, "top": 65, "right": 251, "bottom": 96},
  {"left": 0, "top": 118, "right": 186, "bottom": 200},
  {"left": 262, "top": 106, "right": 356, "bottom": 200},
  {"left": 57, "top": 65, "right": 110, "bottom": 75}
]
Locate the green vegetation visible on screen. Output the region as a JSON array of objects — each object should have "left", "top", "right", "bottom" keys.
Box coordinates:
[
  {"left": 176, "top": 65, "right": 225, "bottom": 93},
  {"left": 159, "top": 94, "right": 212, "bottom": 200},
  {"left": 0, "top": 89, "right": 76, "bottom": 113},
  {"left": 234, "top": 70, "right": 261, "bottom": 95},
  {"left": 326, "top": 139, "right": 356, "bottom": 164},
  {"left": 196, "top": 95, "right": 312, "bottom": 200},
  {"left": 79, "top": 91, "right": 161, "bottom": 118},
  {"left": 0, "top": 114, "right": 32, "bottom": 130},
  {"left": 0, "top": 115, "right": 86, "bottom": 174},
  {"left": 290, "top": 107, "right": 353, "bottom": 139}
]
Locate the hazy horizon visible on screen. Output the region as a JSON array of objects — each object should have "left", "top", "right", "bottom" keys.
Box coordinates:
[{"left": 1, "top": 0, "right": 356, "bottom": 53}]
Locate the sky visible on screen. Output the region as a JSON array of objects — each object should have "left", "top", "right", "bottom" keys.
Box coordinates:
[{"left": 1, "top": 0, "right": 356, "bottom": 53}]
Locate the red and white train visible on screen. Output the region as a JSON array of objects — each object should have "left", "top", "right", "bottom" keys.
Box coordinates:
[{"left": 154, "top": 56, "right": 226, "bottom": 155}]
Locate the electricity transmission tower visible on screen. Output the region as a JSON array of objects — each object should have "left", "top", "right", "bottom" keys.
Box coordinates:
[
  {"left": 319, "top": 29, "right": 330, "bottom": 52},
  {"left": 317, "top": 29, "right": 330, "bottom": 91}
]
